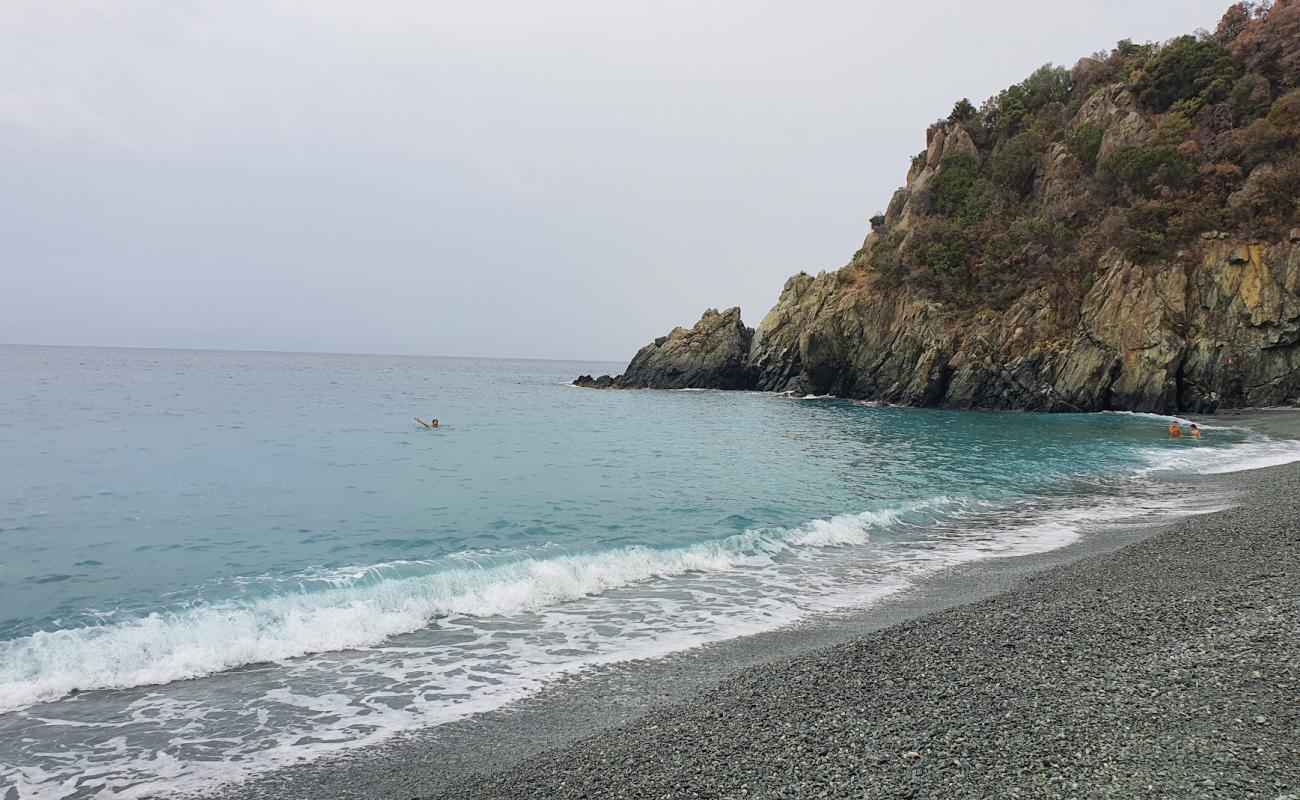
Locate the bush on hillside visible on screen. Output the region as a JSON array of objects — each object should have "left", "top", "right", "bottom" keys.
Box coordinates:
[
  {"left": 1151, "top": 112, "right": 1194, "bottom": 146},
  {"left": 990, "top": 131, "right": 1047, "bottom": 196},
  {"left": 1220, "top": 117, "right": 1293, "bottom": 170},
  {"left": 1267, "top": 88, "right": 1300, "bottom": 130},
  {"left": 928, "top": 155, "right": 989, "bottom": 218},
  {"left": 1097, "top": 144, "right": 1193, "bottom": 200},
  {"left": 1229, "top": 73, "right": 1274, "bottom": 123},
  {"left": 1114, "top": 201, "right": 1181, "bottom": 261},
  {"left": 1137, "top": 35, "right": 1239, "bottom": 113},
  {"left": 1068, "top": 122, "right": 1104, "bottom": 170},
  {"left": 949, "top": 99, "right": 976, "bottom": 124}
]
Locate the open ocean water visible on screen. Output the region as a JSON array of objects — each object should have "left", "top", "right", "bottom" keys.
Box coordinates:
[{"left": 2, "top": 344, "right": 1299, "bottom": 799}]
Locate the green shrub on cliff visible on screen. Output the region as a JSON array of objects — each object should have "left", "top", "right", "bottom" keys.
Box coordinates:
[
  {"left": 949, "top": 99, "right": 977, "bottom": 124},
  {"left": 1230, "top": 73, "right": 1274, "bottom": 123},
  {"left": 1151, "top": 113, "right": 1193, "bottom": 146},
  {"left": 990, "top": 131, "right": 1047, "bottom": 196},
  {"left": 914, "top": 220, "right": 975, "bottom": 298},
  {"left": 1113, "top": 201, "right": 1181, "bottom": 261},
  {"left": 1097, "top": 144, "right": 1193, "bottom": 199},
  {"left": 1268, "top": 88, "right": 1300, "bottom": 130},
  {"left": 1223, "top": 117, "right": 1293, "bottom": 171},
  {"left": 1068, "top": 122, "right": 1103, "bottom": 170},
  {"left": 971, "top": 65, "right": 1073, "bottom": 143},
  {"left": 1137, "top": 35, "right": 1239, "bottom": 113},
  {"left": 868, "top": 0, "right": 1300, "bottom": 306},
  {"left": 929, "top": 155, "right": 989, "bottom": 218}
]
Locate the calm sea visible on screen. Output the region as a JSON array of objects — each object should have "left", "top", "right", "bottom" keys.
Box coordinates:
[{"left": 2, "top": 345, "right": 1296, "bottom": 798}]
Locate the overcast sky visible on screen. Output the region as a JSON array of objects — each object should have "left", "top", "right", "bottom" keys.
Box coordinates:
[{"left": 1, "top": 1, "right": 1231, "bottom": 361}]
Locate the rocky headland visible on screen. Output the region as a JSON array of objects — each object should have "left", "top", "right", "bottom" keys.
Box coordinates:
[{"left": 578, "top": 2, "right": 1300, "bottom": 413}]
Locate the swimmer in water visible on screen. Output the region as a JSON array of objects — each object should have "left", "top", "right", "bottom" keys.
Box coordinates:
[
  {"left": 414, "top": 417, "right": 440, "bottom": 429},
  {"left": 1190, "top": 423, "right": 1202, "bottom": 439},
  {"left": 1168, "top": 421, "right": 1183, "bottom": 438}
]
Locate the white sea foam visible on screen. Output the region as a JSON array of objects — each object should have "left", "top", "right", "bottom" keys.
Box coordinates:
[
  {"left": 1099, "top": 409, "right": 1236, "bottom": 430},
  {"left": 1, "top": 417, "right": 1286, "bottom": 719},
  {"left": 1138, "top": 435, "right": 1300, "bottom": 475},
  {"left": 0, "top": 503, "right": 937, "bottom": 714},
  {"left": 1099, "top": 410, "right": 1300, "bottom": 472}
]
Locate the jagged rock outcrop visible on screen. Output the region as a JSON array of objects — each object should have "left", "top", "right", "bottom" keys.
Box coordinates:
[
  {"left": 1074, "top": 85, "right": 1151, "bottom": 161},
  {"left": 577, "top": 307, "right": 754, "bottom": 390}
]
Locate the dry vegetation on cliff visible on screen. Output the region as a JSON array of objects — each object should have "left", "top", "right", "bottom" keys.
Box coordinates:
[{"left": 866, "top": 0, "right": 1300, "bottom": 312}]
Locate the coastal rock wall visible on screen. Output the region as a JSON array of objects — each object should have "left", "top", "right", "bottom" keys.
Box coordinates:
[
  {"left": 759, "top": 236, "right": 1300, "bottom": 411},
  {"left": 584, "top": 236, "right": 1300, "bottom": 413}
]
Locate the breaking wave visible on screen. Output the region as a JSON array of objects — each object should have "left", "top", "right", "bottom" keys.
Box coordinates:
[{"left": 0, "top": 503, "right": 936, "bottom": 713}]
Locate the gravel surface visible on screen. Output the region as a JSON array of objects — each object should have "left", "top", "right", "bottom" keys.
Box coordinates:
[{"left": 433, "top": 462, "right": 1300, "bottom": 800}]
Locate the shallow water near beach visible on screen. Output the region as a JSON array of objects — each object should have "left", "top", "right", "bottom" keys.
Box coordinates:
[{"left": 2, "top": 344, "right": 1297, "bottom": 799}]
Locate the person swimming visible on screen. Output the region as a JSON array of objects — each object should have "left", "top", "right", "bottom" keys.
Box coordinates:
[
  {"left": 1190, "top": 423, "right": 1202, "bottom": 439},
  {"left": 414, "top": 417, "right": 440, "bottom": 429},
  {"left": 1168, "top": 421, "right": 1182, "bottom": 438}
]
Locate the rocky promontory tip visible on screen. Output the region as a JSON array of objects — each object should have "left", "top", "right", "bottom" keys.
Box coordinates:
[{"left": 573, "top": 307, "right": 756, "bottom": 391}]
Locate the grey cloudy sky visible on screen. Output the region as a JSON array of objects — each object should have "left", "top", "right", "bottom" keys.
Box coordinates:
[{"left": 1, "top": 1, "right": 1231, "bottom": 361}]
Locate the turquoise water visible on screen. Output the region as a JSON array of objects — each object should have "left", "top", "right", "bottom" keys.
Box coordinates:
[{"left": 1, "top": 345, "right": 1297, "bottom": 798}]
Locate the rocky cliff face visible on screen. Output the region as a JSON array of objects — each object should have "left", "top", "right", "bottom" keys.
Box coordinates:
[
  {"left": 740, "top": 234, "right": 1300, "bottom": 411},
  {"left": 588, "top": 233, "right": 1300, "bottom": 412},
  {"left": 577, "top": 6, "right": 1300, "bottom": 412}
]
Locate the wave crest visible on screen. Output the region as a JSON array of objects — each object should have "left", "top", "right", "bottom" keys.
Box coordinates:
[{"left": 0, "top": 503, "right": 933, "bottom": 713}]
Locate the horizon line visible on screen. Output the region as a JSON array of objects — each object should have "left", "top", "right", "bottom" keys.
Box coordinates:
[{"left": 0, "top": 340, "right": 626, "bottom": 365}]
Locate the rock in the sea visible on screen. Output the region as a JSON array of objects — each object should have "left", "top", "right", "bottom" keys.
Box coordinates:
[
  {"left": 613, "top": 308, "right": 755, "bottom": 390},
  {"left": 573, "top": 309, "right": 755, "bottom": 390},
  {"left": 573, "top": 374, "right": 616, "bottom": 389}
]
